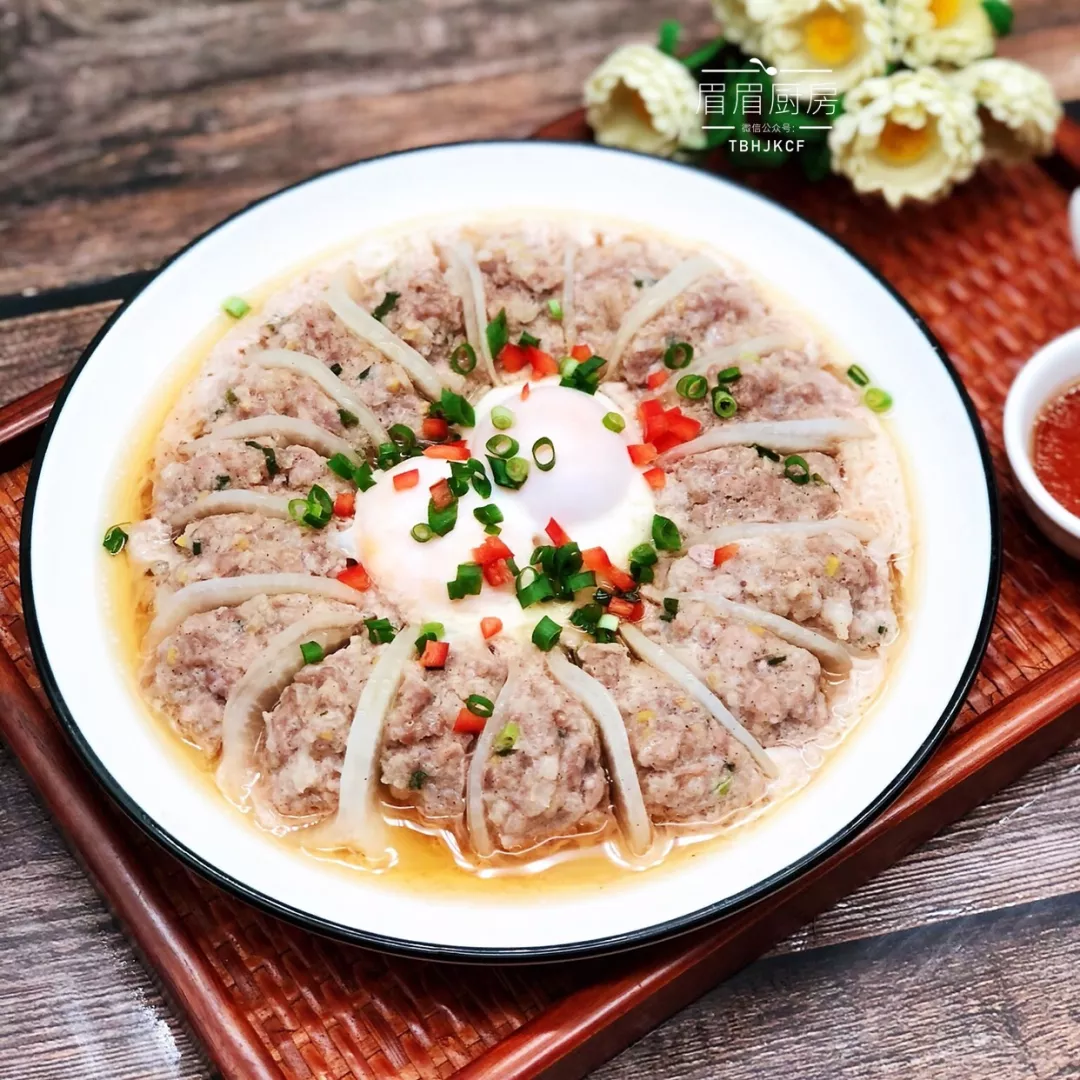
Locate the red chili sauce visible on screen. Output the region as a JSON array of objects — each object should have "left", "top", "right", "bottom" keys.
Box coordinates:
[{"left": 1033, "top": 379, "right": 1080, "bottom": 517}]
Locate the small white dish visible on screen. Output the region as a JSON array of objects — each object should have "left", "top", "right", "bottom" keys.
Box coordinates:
[{"left": 1004, "top": 326, "right": 1080, "bottom": 559}]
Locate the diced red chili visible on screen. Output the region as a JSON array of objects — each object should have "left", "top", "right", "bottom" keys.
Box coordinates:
[
  {"left": 628, "top": 443, "right": 658, "bottom": 466},
  {"left": 424, "top": 444, "right": 470, "bottom": 461},
  {"left": 422, "top": 417, "right": 449, "bottom": 441},
  {"left": 643, "top": 467, "right": 666, "bottom": 491},
  {"left": 520, "top": 382, "right": 531, "bottom": 401},
  {"left": 627, "top": 600, "right": 645, "bottom": 622},
  {"left": 545, "top": 518, "right": 571, "bottom": 547},
  {"left": 473, "top": 535, "right": 514, "bottom": 565},
  {"left": 429, "top": 478, "right": 455, "bottom": 510},
  {"left": 333, "top": 491, "right": 356, "bottom": 517},
  {"left": 526, "top": 346, "right": 559, "bottom": 377},
  {"left": 499, "top": 343, "right": 529, "bottom": 373},
  {"left": 646, "top": 370, "right": 668, "bottom": 391},
  {"left": 453, "top": 708, "right": 487, "bottom": 735},
  {"left": 667, "top": 411, "right": 702, "bottom": 442},
  {"left": 607, "top": 597, "right": 635, "bottom": 618},
  {"left": 482, "top": 558, "right": 514, "bottom": 587},
  {"left": 480, "top": 616, "right": 503, "bottom": 640},
  {"left": 582, "top": 547, "right": 611, "bottom": 572},
  {"left": 419, "top": 639, "right": 450, "bottom": 669},
  {"left": 713, "top": 543, "right": 740, "bottom": 568},
  {"left": 394, "top": 469, "right": 420, "bottom": 491},
  {"left": 336, "top": 563, "right": 371, "bottom": 591},
  {"left": 570, "top": 344, "right": 592, "bottom": 361}
]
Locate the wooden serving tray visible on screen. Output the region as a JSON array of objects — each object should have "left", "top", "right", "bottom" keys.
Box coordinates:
[{"left": 2, "top": 116, "right": 1080, "bottom": 1080}]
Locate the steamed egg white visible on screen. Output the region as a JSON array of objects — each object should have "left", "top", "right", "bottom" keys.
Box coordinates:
[{"left": 345, "top": 380, "right": 655, "bottom": 641}]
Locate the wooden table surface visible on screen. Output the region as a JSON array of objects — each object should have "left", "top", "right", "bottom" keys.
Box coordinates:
[{"left": 3, "top": 3, "right": 1080, "bottom": 1078}]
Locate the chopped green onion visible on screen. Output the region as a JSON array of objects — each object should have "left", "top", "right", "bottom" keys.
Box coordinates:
[
  {"left": 357, "top": 366, "right": 372, "bottom": 381},
  {"left": 664, "top": 342, "right": 694, "bottom": 369},
  {"left": 532, "top": 437, "right": 556, "bottom": 471},
  {"left": 338, "top": 408, "right": 359, "bottom": 429},
  {"left": 450, "top": 342, "right": 477, "bottom": 376},
  {"left": 486, "top": 309, "right": 509, "bottom": 360},
  {"left": 447, "top": 562, "right": 483, "bottom": 600},
  {"left": 326, "top": 453, "right": 376, "bottom": 492},
  {"left": 519, "top": 330, "right": 541, "bottom": 348},
  {"left": 491, "top": 405, "right": 514, "bottom": 430},
  {"left": 102, "top": 525, "right": 128, "bottom": 555},
  {"left": 465, "top": 694, "right": 494, "bottom": 718},
  {"left": 224, "top": 387, "right": 239, "bottom": 407},
  {"left": 565, "top": 570, "right": 597, "bottom": 593},
  {"left": 222, "top": 296, "right": 250, "bottom": 319},
  {"left": 411, "top": 523, "right": 434, "bottom": 543},
  {"left": 676, "top": 374, "right": 708, "bottom": 401},
  {"left": 215, "top": 475, "right": 231, "bottom": 490},
  {"left": 847, "top": 364, "right": 870, "bottom": 387},
  {"left": 244, "top": 441, "right": 279, "bottom": 478},
  {"left": 597, "top": 612, "right": 620, "bottom": 632},
  {"left": 421, "top": 621, "right": 444, "bottom": 639},
  {"left": 329, "top": 363, "right": 343, "bottom": 376},
  {"left": 467, "top": 458, "right": 492, "bottom": 499},
  {"left": 629, "top": 543, "right": 658, "bottom": 567},
  {"left": 388, "top": 423, "right": 416, "bottom": 448},
  {"left": 716, "top": 366, "right": 742, "bottom": 383},
  {"left": 506, "top": 457, "right": 529, "bottom": 485},
  {"left": 487, "top": 455, "right": 525, "bottom": 490},
  {"left": 560, "top": 355, "right": 606, "bottom": 395},
  {"left": 531, "top": 615, "right": 562, "bottom": 652},
  {"left": 447, "top": 461, "right": 471, "bottom": 498},
  {"left": 784, "top": 454, "right": 811, "bottom": 485},
  {"left": 652, "top": 514, "right": 682, "bottom": 551},
  {"left": 753, "top": 444, "right": 781, "bottom": 462},
  {"left": 714, "top": 773, "right": 733, "bottom": 797},
  {"left": 376, "top": 443, "right": 402, "bottom": 471},
  {"left": 493, "top": 721, "right": 520, "bottom": 756},
  {"left": 484, "top": 524, "right": 502, "bottom": 536},
  {"left": 486, "top": 433, "right": 519, "bottom": 459},
  {"left": 603, "top": 411, "right": 626, "bottom": 433},
  {"left": 474, "top": 504, "right": 504, "bottom": 527},
  {"left": 428, "top": 497, "right": 459, "bottom": 537},
  {"left": 299, "top": 641, "right": 325, "bottom": 665},
  {"left": 657, "top": 17, "right": 681, "bottom": 54},
  {"left": 371, "top": 291, "right": 400, "bottom": 322},
  {"left": 711, "top": 388, "right": 738, "bottom": 418},
  {"left": 191, "top": 540, "right": 202, "bottom": 556},
  {"left": 288, "top": 484, "right": 333, "bottom": 529},
  {"left": 660, "top": 597, "right": 680, "bottom": 622},
  {"left": 560, "top": 357, "right": 580, "bottom": 379},
  {"left": 364, "top": 617, "right": 396, "bottom": 644},
  {"left": 865, "top": 387, "right": 893, "bottom": 413},
  {"left": 516, "top": 568, "right": 555, "bottom": 608},
  {"left": 438, "top": 388, "right": 475, "bottom": 428},
  {"left": 547, "top": 298, "right": 564, "bottom": 321},
  {"left": 408, "top": 769, "right": 428, "bottom": 790}
]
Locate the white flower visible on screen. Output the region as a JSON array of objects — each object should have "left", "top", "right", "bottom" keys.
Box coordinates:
[
  {"left": 711, "top": 0, "right": 775, "bottom": 57},
  {"left": 891, "top": 0, "right": 997, "bottom": 68},
  {"left": 584, "top": 44, "right": 706, "bottom": 157},
  {"left": 760, "top": 0, "right": 891, "bottom": 97},
  {"left": 829, "top": 68, "right": 983, "bottom": 207},
  {"left": 952, "top": 58, "right": 1062, "bottom": 161}
]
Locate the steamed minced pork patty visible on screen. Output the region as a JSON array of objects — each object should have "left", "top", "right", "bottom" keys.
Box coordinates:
[{"left": 119, "top": 215, "right": 905, "bottom": 870}]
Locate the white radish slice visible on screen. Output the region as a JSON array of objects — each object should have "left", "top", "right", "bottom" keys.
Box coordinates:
[
  {"left": 448, "top": 242, "right": 499, "bottom": 385},
  {"left": 686, "top": 517, "right": 878, "bottom": 548},
  {"left": 252, "top": 349, "right": 389, "bottom": 447},
  {"left": 561, "top": 240, "right": 577, "bottom": 354},
  {"left": 546, "top": 649, "right": 652, "bottom": 857},
  {"left": 684, "top": 332, "right": 804, "bottom": 377},
  {"left": 167, "top": 490, "right": 294, "bottom": 530},
  {"left": 186, "top": 415, "right": 362, "bottom": 464},
  {"left": 144, "top": 573, "right": 367, "bottom": 652},
  {"left": 657, "top": 418, "right": 873, "bottom": 464},
  {"left": 655, "top": 590, "right": 853, "bottom": 674},
  {"left": 618, "top": 623, "right": 778, "bottom": 778},
  {"left": 216, "top": 612, "right": 362, "bottom": 804},
  {"left": 465, "top": 662, "right": 525, "bottom": 858},
  {"left": 605, "top": 255, "right": 717, "bottom": 380},
  {"left": 325, "top": 267, "right": 459, "bottom": 400},
  {"left": 310, "top": 626, "right": 417, "bottom": 857}
]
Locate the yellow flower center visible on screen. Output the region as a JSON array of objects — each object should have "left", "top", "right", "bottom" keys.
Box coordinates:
[
  {"left": 928, "top": 0, "right": 961, "bottom": 27},
  {"left": 877, "top": 119, "right": 933, "bottom": 165},
  {"left": 802, "top": 10, "right": 858, "bottom": 67}
]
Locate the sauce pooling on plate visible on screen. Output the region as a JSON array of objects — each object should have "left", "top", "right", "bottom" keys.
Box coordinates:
[{"left": 1033, "top": 379, "right": 1080, "bottom": 518}]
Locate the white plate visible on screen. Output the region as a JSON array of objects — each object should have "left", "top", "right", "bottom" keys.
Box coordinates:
[{"left": 23, "top": 141, "right": 999, "bottom": 960}]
